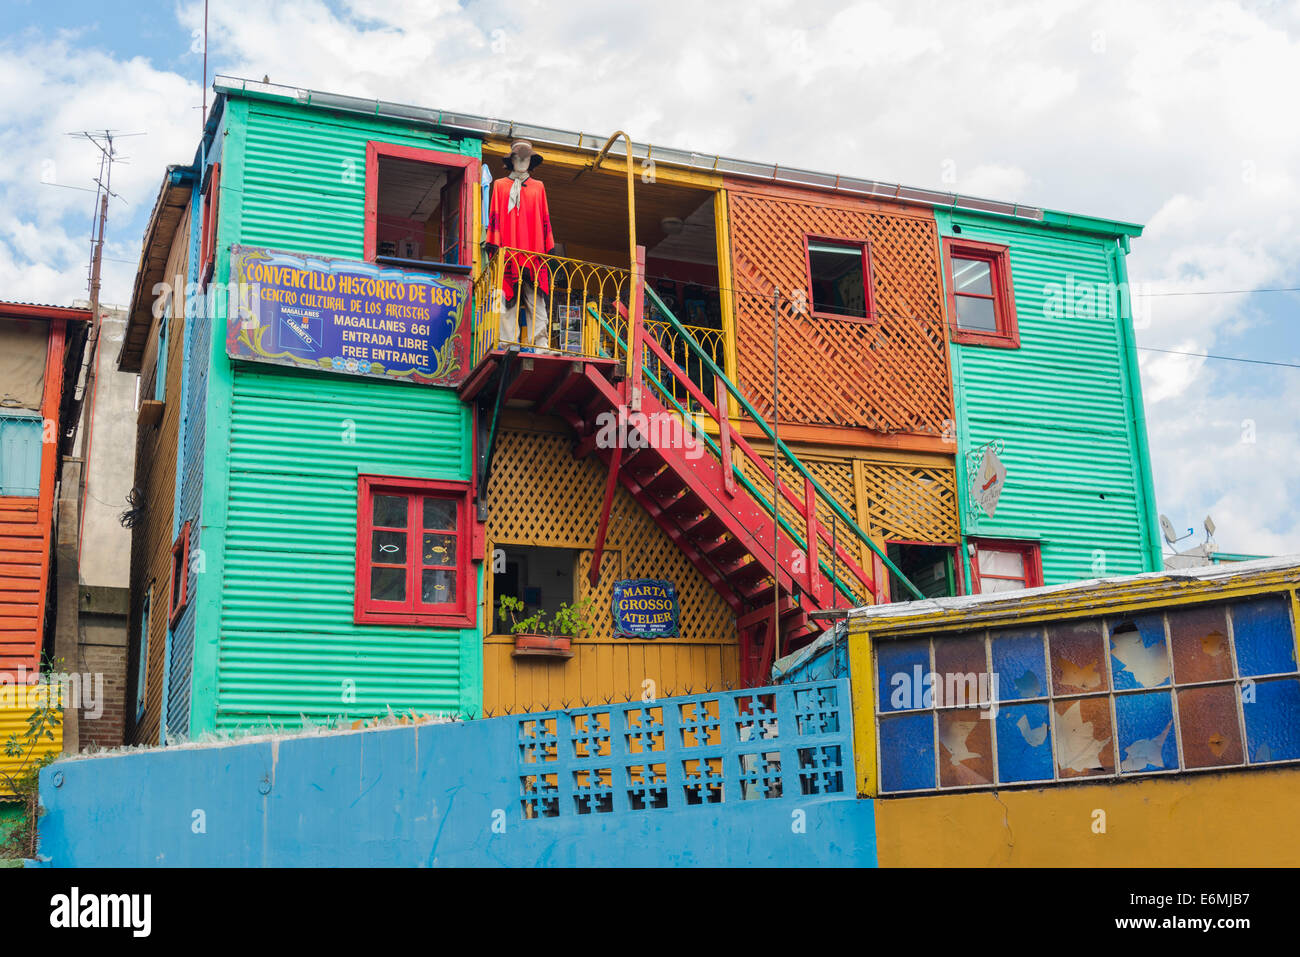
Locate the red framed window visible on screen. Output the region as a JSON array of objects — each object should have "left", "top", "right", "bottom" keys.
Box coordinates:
[
  {"left": 199, "top": 163, "right": 220, "bottom": 286},
  {"left": 168, "top": 521, "right": 191, "bottom": 627},
  {"left": 970, "top": 538, "right": 1042, "bottom": 594},
  {"left": 355, "top": 475, "right": 476, "bottom": 627},
  {"left": 943, "top": 237, "right": 1018, "bottom": 347},
  {"left": 364, "top": 142, "right": 478, "bottom": 270},
  {"left": 803, "top": 235, "right": 875, "bottom": 322}
]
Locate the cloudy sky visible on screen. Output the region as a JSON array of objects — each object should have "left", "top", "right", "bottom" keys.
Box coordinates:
[{"left": 3, "top": 0, "right": 1297, "bottom": 555}]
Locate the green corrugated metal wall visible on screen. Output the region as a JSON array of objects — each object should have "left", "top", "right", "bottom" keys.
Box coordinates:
[
  {"left": 220, "top": 368, "right": 472, "bottom": 731},
  {"left": 196, "top": 95, "right": 483, "bottom": 733},
  {"left": 936, "top": 210, "right": 1160, "bottom": 586}
]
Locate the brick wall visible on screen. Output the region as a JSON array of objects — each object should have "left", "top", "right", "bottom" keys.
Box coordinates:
[{"left": 76, "top": 586, "right": 128, "bottom": 750}]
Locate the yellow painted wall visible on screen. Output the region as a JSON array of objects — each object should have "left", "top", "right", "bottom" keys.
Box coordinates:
[
  {"left": 875, "top": 766, "right": 1300, "bottom": 867},
  {"left": 0, "top": 683, "right": 62, "bottom": 796}
]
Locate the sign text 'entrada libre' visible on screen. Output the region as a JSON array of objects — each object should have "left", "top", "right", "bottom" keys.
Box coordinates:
[{"left": 226, "top": 245, "right": 470, "bottom": 386}]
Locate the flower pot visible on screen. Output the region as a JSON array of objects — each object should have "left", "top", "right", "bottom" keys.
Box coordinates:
[{"left": 513, "top": 633, "right": 572, "bottom": 656}]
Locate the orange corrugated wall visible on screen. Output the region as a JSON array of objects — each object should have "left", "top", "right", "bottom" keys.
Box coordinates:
[{"left": 0, "top": 318, "right": 65, "bottom": 676}]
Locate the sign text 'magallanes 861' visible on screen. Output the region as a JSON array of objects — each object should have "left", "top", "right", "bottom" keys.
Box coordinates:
[{"left": 226, "top": 245, "right": 472, "bottom": 386}]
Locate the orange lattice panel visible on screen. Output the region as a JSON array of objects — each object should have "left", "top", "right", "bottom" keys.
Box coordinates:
[{"left": 725, "top": 185, "right": 953, "bottom": 435}]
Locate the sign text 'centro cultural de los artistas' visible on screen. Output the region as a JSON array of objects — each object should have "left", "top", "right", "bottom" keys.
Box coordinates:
[{"left": 226, "top": 245, "right": 471, "bottom": 386}]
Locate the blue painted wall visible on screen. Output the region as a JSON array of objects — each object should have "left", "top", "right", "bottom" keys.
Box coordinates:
[{"left": 36, "top": 680, "right": 877, "bottom": 867}]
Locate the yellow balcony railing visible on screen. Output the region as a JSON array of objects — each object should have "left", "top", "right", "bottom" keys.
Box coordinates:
[
  {"left": 635, "top": 318, "right": 727, "bottom": 413},
  {"left": 471, "top": 247, "right": 633, "bottom": 366}
]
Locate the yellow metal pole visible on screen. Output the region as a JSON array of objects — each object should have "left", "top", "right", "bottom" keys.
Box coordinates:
[{"left": 591, "top": 131, "right": 638, "bottom": 382}]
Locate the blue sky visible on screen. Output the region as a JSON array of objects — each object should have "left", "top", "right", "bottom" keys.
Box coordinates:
[{"left": 2, "top": 0, "right": 1297, "bottom": 555}]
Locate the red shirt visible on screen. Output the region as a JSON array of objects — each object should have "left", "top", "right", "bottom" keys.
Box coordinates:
[{"left": 486, "top": 176, "right": 555, "bottom": 297}]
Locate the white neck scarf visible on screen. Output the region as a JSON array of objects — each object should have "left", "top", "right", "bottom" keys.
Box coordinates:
[{"left": 507, "top": 170, "right": 529, "bottom": 213}]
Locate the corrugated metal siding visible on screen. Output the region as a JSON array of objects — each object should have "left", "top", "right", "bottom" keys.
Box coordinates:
[
  {"left": 201, "top": 103, "right": 481, "bottom": 732},
  {"left": 940, "top": 212, "right": 1150, "bottom": 584},
  {"left": 218, "top": 366, "right": 472, "bottom": 731},
  {"left": 0, "top": 683, "right": 62, "bottom": 795},
  {"left": 166, "top": 184, "right": 208, "bottom": 740},
  {"left": 0, "top": 496, "right": 45, "bottom": 672},
  {"left": 127, "top": 208, "right": 191, "bottom": 744},
  {"left": 240, "top": 101, "right": 477, "bottom": 260}
]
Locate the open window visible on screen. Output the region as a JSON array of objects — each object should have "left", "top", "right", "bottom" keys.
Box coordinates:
[
  {"left": 355, "top": 475, "right": 476, "bottom": 627},
  {"left": 804, "top": 236, "right": 874, "bottom": 321},
  {"left": 886, "top": 542, "right": 962, "bottom": 600},
  {"left": 491, "top": 545, "right": 579, "bottom": 634},
  {"left": 365, "top": 142, "right": 477, "bottom": 273},
  {"left": 943, "top": 237, "right": 1018, "bottom": 347},
  {"left": 970, "top": 538, "right": 1042, "bottom": 594},
  {"left": 168, "top": 521, "right": 191, "bottom": 628}
]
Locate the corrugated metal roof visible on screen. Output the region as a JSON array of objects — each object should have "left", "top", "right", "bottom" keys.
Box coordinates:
[
  {"left": 118, "top": 166, "right": 194, "bottom": 373},
  {"left": 212, "top": 74, "right": 1143, "bottom": 229},
  {"left": 0, "top": 302, "right": 92, "bottom": 320},
  {"left": 848, "top": 554, "right": 1300, "bottom": 623}
]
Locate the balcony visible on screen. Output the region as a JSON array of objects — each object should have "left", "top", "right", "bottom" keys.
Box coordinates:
[{"left": 470, "top": 246, "right": 725, "bottom": 412}]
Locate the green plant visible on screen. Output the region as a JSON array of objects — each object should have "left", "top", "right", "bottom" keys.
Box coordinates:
[
  {"left": 1, "top": 690, "right": 62, "bottom": 861},
  {"left": 497, "top": 595, "right": 595, "bottom": 637}
]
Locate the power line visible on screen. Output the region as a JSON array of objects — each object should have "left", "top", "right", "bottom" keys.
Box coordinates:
[
  {"left": 1138, "top": 346, "right": 1300, "bottom": 369},
  {"left": 1133, "top": 286, "right": 1300, "bottom": 297}
]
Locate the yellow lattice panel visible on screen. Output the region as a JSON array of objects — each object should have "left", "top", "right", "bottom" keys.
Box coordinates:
[
  {"left": 483, "top": 424, "right": 739, "bottom": 713},
  {"left": 858, "top": 459, "right": 961, "bottom": 544}
]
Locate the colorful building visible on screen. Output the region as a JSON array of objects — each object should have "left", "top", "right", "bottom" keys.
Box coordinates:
[
  {"left": 34, "top": 557, "right": 1300, "bottom": 867},
  {"left": 0, "top": 301, "right": 85, "bottom": 823},
  {"left": 120, "top": 76, "right": 1160, "bottom": 742}
]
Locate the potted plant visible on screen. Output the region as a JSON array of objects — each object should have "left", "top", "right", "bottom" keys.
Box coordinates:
[{"left": 499, "top": 595, "right": 594, "bottom": 656}]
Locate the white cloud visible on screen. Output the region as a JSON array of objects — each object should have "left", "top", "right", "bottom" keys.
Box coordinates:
[{"left": 1, "top": 0, "right": 1295, "bottom": 554}]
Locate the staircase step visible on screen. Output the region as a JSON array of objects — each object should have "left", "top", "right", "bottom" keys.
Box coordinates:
[
  {"left": 738, "top": 577, "right": 777, "bottom": 602},
  {"left": 705, "top": 537, "right": 750, "bottom": 564},
  {"left": 664, "top": 490, "right": 706, "bottom": 518},
  {"left": 642, "top": 467, "right": 682, "bottom": 498}
]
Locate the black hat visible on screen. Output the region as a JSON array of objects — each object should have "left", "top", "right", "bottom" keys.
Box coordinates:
[{"left": 502, "top": 140, "right": 544, "bottom": 171}]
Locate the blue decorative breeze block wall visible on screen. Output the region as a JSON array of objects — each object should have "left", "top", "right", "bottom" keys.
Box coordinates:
[
  {"left": 517, "top": 682, "right": 852, "bottom": 819},
  {"left": 35, "top": 680, "right": 876, "bottom": 867}
]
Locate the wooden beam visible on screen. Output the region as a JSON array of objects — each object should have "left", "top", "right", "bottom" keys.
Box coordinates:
[{"left": 589, "top": 444, "right": 623, "bottom": 586}]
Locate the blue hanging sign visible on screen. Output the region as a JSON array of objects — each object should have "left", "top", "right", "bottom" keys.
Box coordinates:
[
  {"left": 225, "top": 245, "right": 471, "bottom": 386},
  {"left": 611, "top": 579, "right": 680, "bottom": 639}
]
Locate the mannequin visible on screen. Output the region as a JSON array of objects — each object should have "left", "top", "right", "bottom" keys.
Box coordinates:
[{"left": 485, "top": 141, "right": 556, "bottom": 350}]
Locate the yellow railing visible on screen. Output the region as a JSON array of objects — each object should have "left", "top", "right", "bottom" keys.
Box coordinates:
[
  {"left": 611, "top": 314, "right": 728, "bottom": 412},
  {"left": 471, "top": 247, "right": 633, "bottom": 366}
]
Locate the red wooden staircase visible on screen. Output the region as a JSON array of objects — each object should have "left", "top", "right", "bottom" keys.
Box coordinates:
[{"left": 462, "top": 260, "right": 921, "bottom": 685}]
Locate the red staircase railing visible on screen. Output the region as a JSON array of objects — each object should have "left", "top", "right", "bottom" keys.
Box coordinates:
[{"left": 592, "top": 286, "right": 923, "bottom": 610}]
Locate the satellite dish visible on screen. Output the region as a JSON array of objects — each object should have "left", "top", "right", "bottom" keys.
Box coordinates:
[
  {"left": 1204, "top": 515, "right": 1216, "bottom": 537},
  {"left": 1159, "top": 514, "right": 1178, "bottom": 545}
]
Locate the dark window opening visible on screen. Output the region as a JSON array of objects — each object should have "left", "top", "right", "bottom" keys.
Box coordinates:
[
  {"left": 887, "top": 543, "right": 960, "bottom": 601},
  {"left": 375, "top": 154, "right": 467, "bottom": 269},
  {"left": 492, "top": 545, "right": 579, "bottom": 632},
  {"left": 806, "top": 238, "right": 871, "bottom": 321}
]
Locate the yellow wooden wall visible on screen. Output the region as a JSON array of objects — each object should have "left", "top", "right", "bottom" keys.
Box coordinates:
[
  {"left": 481, "top": 414, "right": 739, "bottom": 712},
  {"left": 127, "top": 206, "right": 190, "bottom": 745}
]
